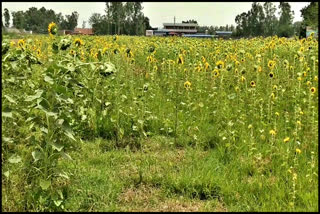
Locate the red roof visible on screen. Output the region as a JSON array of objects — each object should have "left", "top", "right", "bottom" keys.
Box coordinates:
[{"left": 74, "top": 28, "right": 94, "bottom": 35}]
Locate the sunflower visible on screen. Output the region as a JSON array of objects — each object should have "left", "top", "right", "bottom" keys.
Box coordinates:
[
  {"left": 283, "top": 60, "right": 289, "bottom": 69},
  {"left": 269, "top": 72, "right": 274, "bottom": 78},
  {"left": 184, "top": 81, "right": 191, "bottom": 90},
  {"left": 268, "top": 60, "right": 276, "bottom": 70},
  {"left": 216, "top": 60, "right": 224, "bottom": 69},
  {"left": 269, "top": 129, "right": 276, "bottom": 136},
  {"left": 241, "top": 76, "right": 246, "bottom": 82},
  {"left": 295, "top": 148, "right": 302, "bottom": 154},
  {"left": 74, "top": 38, "right": 84, "bottom": 47},
  {"left": 310, "top": 87, "right": 316, "bottom": 94},
  {"left": 250, "top": 81, "right": 256, "bottom": 87},
  {"left": 273, "top": 85, "right": 278, "bottom": 90},
  {"left": 212, "top": 68, "right": 219, "bottom": 78},
  {"left": 18, "top": 39, "right": 25, "bottom": 47},
  {"left": 306, "top": 81, "right": 311, "bottom": 86},
  {"left": 283, "top": 137, "right": 290, "bottom": 143},
  {"left": 177, "top": 54, "right": 184, "bottom": 65},
  {"left": 48, "top": 22, "right": 58, "bottom": 35},
  {"left": 205, "top": 62, "right": 210, "bottom": 70}
]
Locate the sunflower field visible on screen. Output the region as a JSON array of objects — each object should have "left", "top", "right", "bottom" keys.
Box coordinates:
[{"left": 1, "top": 30, "right": 318, "bottom": 211}]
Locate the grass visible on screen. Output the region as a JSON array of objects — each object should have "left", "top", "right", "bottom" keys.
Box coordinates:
[{"left": 52, "top": 135, "right": 316, "bottom": 212}]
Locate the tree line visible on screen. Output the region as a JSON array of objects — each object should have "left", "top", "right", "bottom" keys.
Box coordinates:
[
  {"left": 89, "top": 2, "right": 152, "bottom": 35},
  {"left": 2, "top": 7, "right": 79, "bottom": 34},
  {"left": 234, "top": 2, "right": 318, "bottom": 38}
]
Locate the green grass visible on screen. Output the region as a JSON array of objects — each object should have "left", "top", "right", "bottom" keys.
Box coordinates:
[{"left": 50, "top": 136, "right": 317, "bottom": 212}]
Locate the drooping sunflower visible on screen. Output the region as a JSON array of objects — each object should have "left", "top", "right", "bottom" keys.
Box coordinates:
[
  {"left": 18, "top": 39, "right": 25, "bottom": 47},
  {"left": 74, "top": 38, "right": 84, "bottom": 47},
  {"left": 48, "top": 22, "right": 58, "bottom": 35},
  {"left": 184, "top": 81, "right": 191, "bottom": 90},
  {"left": 283, "top": 60, "right": 289, "bottom": 69},
  {"left": 283, "top": 137, "right": 290, "bottom": 143},
  {"left": 177, "top": 54, "right": 184, "bottom": 65}
]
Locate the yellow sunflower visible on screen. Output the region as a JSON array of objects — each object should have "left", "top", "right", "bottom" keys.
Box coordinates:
[
  {"left": 184, "top": 81, "right": 191, "bottom": 90},
  {"left": 268, "top": 60, "right": 276, "bottom": 70},
  {"left": 74, "top": 38, "right": 84, "bottom": 46},
  {"left": 48, "top": 22, "right": 58, "bottom": 35},
  {"left": 250, "top": 81, "right": 256, "bottom": 87},
  {"left": 216, "top": 60, "right": 225, "bottom": 69}
]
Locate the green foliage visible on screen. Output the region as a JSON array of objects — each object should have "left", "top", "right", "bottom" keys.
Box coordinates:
[
  {"left": 4, "top": 8, "right": 10, "bottom": 28},
  {"left": 301, "top": 2, "right": 318, "bottom": 28},
  {"left": 11, "top": 7, "right": 79, "bottom": 33},
  {"left": 89, "top": 2, "right": 151, "bottom": 35}
]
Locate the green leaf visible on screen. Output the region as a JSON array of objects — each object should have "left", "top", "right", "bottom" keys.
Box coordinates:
[
  {"left": 4, "top": 171, "right": 10, "bottom": 178},
  {"left": 4, "top": 95, "right": 17, "bottom": 104},
  {"left": 2, "top": 112, "right": 13, "bottom": 118},
  {"left": 32, "top": 151, "right": 42, "bottom": 162},
  {"left": 54, "top": 200, "right": 63, "bottom": 207},
  {"left": 64, "top": 130, "right": 76, "bottom": 141},
  {"left": 51, "top": 143, "right": 64, "bottom": 152},
  {"left": 8, "top": 155, "right": 21, "bottom": 163},
  {"left": 44, "top": 75, "right": 54, "bottom": 85},
  {"left": 40, "top": 179, "right": 51, "bottom": 190},
  {"left": 25, "top": 90, "right": 43, "bottom": 102},
  {"left": 61, "top": 152, "right": 72, "bottom": 161}
]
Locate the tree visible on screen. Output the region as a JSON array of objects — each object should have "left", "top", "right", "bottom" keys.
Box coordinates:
[
  {"left": 263, "top": 2, "right": 278, "bottom": 36},
  {"left": 4, "top": 8, "right": 10, "bottom": 27},
  {"left": 277, "top": 2, "right": 294, "bottom": 37},
  {"left": 89, "top": 13, "right": 107, "bottom": 35},
  {"left": 301, "top": 2, "right": 318, "bottom": 28},
  {"left": 11, "top": 11, "right": 25, "bottom": 29}
]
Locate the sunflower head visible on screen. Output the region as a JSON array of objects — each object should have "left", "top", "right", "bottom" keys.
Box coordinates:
[
  {"left": 177, "top": 54, "right": 184, "bottom": 65},
  {"left": 212, "top": 68, "right": 220, "bottom": 78},
  {"left": 18, "top": 39, "right": 25, "bottom": 47},
  {"left": 216, "top": 60, "right": 224, "bottom": 69},
  {"left": 184, "top": 81, "right": 191, "bottom": 90},
  {"left": 269, "top": 129, "right": 276, "bottom": 136},
  {"left": 48, "top": 22, "right": 58, "bottom": 35},
  {"left": 283, "top": 137, "right": 290, "bottom": 143},
  {"left": 74, "top": 38, "right": 84, "bottom": 47},
  {"left": 250, "top": 81, "right": 256, "bottom": 87},
  {"left": 268, "top": 60, "right": 275, "bottom": 70},
  {"left": 269, "top": 72, "right": 274, "bottom": 78},
  {"left": 310, "top": 87, "right": 316, "bottom": 94}
]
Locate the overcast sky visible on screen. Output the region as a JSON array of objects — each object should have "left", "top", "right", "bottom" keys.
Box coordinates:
[{"left": 2, "top": 2, "right": 310, "bottom": 28}]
